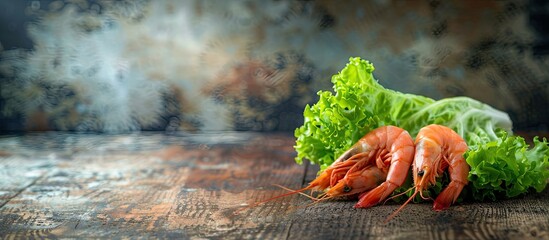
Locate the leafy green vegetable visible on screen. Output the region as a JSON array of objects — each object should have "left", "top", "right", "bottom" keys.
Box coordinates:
[
  {"left": 294, "top": 57, "right": 434, "bottom": 168},
  {"left": 294, "top": 57, "right": 549, "bottom": 201},
  {"left": 467, "top": 132, "right": 549, "bottom": 200}
]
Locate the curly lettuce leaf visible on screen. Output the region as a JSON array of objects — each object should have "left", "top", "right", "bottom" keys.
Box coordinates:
[
  {"left": 295, "top": 57, "right": 549, "bottom": 201},
  {"left": 467, "top": 132, "right": 549, "bottom": 201},
  {"left": 294, "top": 57, "right": 433, "bottom": 167}
]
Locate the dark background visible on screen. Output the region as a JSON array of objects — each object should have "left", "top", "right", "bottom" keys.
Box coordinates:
[{"left": 1, "top": 0, "right": 548, "bottom": 133}]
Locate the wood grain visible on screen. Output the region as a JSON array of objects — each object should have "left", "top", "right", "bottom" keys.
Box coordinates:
[{"left": 0, "top": 132, "right": 548, "bottom": 239}]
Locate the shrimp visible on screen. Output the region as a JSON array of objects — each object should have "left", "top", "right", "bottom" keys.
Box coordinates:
[
  {"left": 324, "top": 165, "right": 387, "bottom": 198},
  {"left": 236, "top": 125, "right": 414, "bottom": 212},
  {"left": 318, "top": 125, "right": 414, "bottom": 202},
  {"left": 352, "top": 126, "right": 415, "bottom": 208},
  {"left": 387, "top": 124, "right": 469, "bottom": 220}
]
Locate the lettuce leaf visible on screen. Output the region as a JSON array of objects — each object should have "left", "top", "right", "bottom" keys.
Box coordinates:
[
  {"left": 294, "top": 57, "right": 434, "bottom": 168},
  {"left": 466, "top": 133, "right": 549, "bottom": 200},
  {"left": 294, "top": 57, "right": 549, "bottom": 201}
]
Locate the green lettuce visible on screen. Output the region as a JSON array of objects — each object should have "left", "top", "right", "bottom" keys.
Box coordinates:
[
  {"left": 294, "top": 57, "right": 549, "bottom": 201},
  {"left": 466, "top": 133, "right": 549, "bottom": 200}
]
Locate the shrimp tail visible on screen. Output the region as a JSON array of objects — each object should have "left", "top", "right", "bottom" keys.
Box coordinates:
[
  {"left": 354, "top": 181, "right": 399, "bottom": 208},
  {"left": 433, "top": 180, "right": 465, "bottom": 211}
]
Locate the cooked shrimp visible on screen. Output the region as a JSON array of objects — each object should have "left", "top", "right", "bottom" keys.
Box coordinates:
[
  {"left": 324, "top": 165, "right": 386, "bottom": 198},
  {"left": 236, "top": 125, "right": 414, "bottom": 213},
  {"left": 387, "top": 124, "right": 469, "bottom": 221},
  {"left": 319, "top": 125, "right": 414, "bottom": 202},
  {"left": 352, "top": 126, "right": 415, "bottom": 208}
]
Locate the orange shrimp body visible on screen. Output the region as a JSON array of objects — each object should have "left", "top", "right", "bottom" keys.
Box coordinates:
[
  {"left": 325, "top": 165, "right": 387, "bottom": 197},
  {"left": 389, "top": 124, "right": 469, "bottom": 220},
  {"left": 306, "top": 125, "right": 414, "bottom": 196},
  {"left": 414, "top": 124, "right": 469, "bottom": 210},
  {"left": 351, "top": 126, "right": 415, "bottom": 208},
  {"left": 306, "top": 154, "right": 363, "bottom": 191}
]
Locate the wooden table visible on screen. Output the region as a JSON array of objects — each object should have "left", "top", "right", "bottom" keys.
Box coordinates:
[{"left": 0, "top": 132, "right": 548, "bottom": 239}]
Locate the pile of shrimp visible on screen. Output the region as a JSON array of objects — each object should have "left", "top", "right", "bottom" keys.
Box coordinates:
[{"left": 239, "top": 124, "right": 469, "bottom": 222}]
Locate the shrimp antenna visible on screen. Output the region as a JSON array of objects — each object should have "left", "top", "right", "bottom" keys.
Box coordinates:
[
  {"left": 283, "top": 193, "right": 334, "bottom": 213},
  {"left": 419, "top": 189, "right": 433, "bottom": 201},
  {"left": 384, "top": 175, "right": 430, "bottom": 223},
  {"left": 233, "top": 185, "right": 314, "bottom": 215},
  {"left": 383, "top": 187, "right": 414, "bottom": 205},
  {"left": 302, "top": 193, "right": 335, "bottom": 208},
  {"left": 272, "top": 184, "right": 320, "bottom": 201},
  {"left": 384, "top": 188, "right": 418, "bottom": 224}
]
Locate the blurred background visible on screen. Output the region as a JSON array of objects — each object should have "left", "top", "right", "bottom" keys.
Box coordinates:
[{"left": 1, "top": 0, "right": 548, "bottom": 133}]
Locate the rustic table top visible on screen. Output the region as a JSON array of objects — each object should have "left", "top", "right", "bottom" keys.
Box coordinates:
[{"left": 0, "top": 132, "right": 548, "bottom": 239}]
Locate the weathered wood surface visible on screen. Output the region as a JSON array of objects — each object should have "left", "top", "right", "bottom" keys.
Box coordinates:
[{"left": 0, "top": 132, "right": 548, "bottom": 239}]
